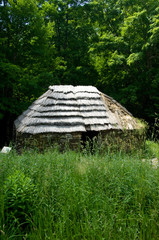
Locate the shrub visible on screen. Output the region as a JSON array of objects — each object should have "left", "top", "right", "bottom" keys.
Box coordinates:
[{"left": 3, "top": 170, "right": 37, "bottom": 229}]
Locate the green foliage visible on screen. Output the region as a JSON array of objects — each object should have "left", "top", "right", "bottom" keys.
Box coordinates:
[
  {"left": 3, "top": 170, "right": 36, "bottom": 228},
  {"left": 0, "top": 146, "right": 159, "bottom": 239},
  {"left": 127, "top": 52, "right": 143, "bottom": 66},
  {"left": 145, "top": 140, "right": 159, "bottom": 158},
  {"left": 90, "top": 0, "right": 159, "bottom": 122}
]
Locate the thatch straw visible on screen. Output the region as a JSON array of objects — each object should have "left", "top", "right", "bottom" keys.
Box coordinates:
[{"left": 14, "top": 85, "right": 140, "bottom": 135}]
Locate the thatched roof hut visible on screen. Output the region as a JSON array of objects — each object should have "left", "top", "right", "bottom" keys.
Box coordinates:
[{"left": 14, "top": 85, "right": 144, "bottom": 151}]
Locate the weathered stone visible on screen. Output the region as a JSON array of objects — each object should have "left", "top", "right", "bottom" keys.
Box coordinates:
[{"left": 1, "top": 146, "right": 12, "bottom": 154}]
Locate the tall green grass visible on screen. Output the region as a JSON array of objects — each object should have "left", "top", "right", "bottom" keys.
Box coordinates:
[{"left": 0, "top": 142, "right": 159, "bottom": 239}]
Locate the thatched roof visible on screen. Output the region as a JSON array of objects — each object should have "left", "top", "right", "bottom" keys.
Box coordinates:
[{"left": 14, "top": 85, "right": 139, "bottom": 135}]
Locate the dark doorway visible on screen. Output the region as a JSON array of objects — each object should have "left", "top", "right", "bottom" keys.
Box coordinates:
[{"left": 81, "top": 131, "right": 99, "bottom": 151}]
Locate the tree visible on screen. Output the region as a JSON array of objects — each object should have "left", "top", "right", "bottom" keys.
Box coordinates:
[
  {"left": 0, "top": 0, "right": 55, "bottom": 146},
  {"left": 41, "top": 0, "right": 98, "bottom": 85},
  {"left": 89, "top": 0, "right": 159, "bottom": 123}
]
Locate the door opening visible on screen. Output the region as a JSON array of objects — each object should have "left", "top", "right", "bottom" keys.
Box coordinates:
[{"left": 81, "top": 131, "right": 99, "bottom": 151}]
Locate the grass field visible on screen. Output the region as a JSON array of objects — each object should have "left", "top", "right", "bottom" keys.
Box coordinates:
[{"left": 0, "top": 141, "right": 159, "bottom": 239}]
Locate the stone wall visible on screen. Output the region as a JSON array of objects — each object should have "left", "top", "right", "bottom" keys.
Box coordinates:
[
  {"left": 15, "top": 132, "right": 82, "bottom": 152},
  {"left": 15, "top": 129, "right": 145, "bottom": 153},
  {"left": 99, "top": 129, "right": 146, "bottom": 152}
]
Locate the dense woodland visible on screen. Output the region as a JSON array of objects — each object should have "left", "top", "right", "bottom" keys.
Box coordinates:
[{"left": 0, "top": 0, "right": 159, "bottom": 147}]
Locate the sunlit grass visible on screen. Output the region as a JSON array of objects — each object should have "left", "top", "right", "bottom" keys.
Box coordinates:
[
  {"left": 145, "top": 140, "right": 159, "bottom": 158},
  {"left": 0, "top": 142, "right": 159, "bottom": 239}
]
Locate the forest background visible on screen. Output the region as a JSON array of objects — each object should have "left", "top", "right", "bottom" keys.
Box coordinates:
[{"left": 0, "top": 0, "right": 159, "bottom": 147}]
